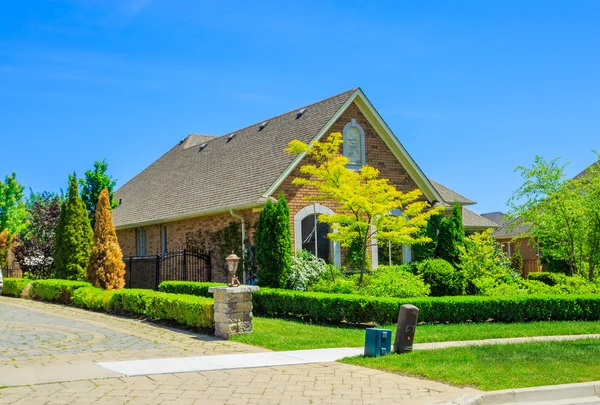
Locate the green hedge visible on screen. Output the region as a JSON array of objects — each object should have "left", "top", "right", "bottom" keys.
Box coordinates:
[
  {"left": 158, "top": 281, "right": 226, "bottom": 297},
  {"left": 2, "top": 278, "right": 32, "bottom": 297},
  {"left": 73, "top": 287, "right": 214, "bottom": 329},
  {"left": 29, "top": 280, "right": 91, "bottom": 303},
  {"left": 158, "top": 281, "right": 600, "bottom": 324},
  {"left": 2, "top": 279, "right": 214, "bottom": 330},
  {"left": 254, "top": 289, "right": 600, "bottom": 324}
]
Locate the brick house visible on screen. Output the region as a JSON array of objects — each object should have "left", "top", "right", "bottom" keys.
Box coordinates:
[{"left": 113, "top": 88, "right": 496, "bottom": 281}]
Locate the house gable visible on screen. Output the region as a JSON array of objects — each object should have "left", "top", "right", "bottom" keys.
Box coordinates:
[
  {"left": 264, "top": 89, "right": 444, "bottom": 205},
  {"left": 275, "top": 99, "right": 434, "bottom": 253}
]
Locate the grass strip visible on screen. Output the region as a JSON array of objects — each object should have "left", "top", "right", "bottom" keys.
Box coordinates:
[
  {"left": 340, "top": 339, "right": 600, "bottom": 391},
  {"left": 230, "top": 316, "right": 600, "bottom": 351}
]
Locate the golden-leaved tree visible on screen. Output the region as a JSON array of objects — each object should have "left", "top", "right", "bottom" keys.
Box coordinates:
[
  {"left": 87, "top": 189, "right": 125, "bottom": 290},
  {"left": 285, "top": 132, "right": 443, "bottom": 283}
]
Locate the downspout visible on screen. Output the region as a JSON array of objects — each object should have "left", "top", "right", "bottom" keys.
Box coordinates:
[{"left": 230, "top": 208, "right": 246, "bottom": 284}]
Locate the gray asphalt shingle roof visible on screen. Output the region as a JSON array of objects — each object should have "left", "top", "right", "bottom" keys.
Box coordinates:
[
  {"left": 462, "top": 207, "right": 499, "bottom": 229},
  {"left": 113, "top": 89, "right": 356, "bottom": 228},
  {"left": 429, "top": 179, "right": 475, "bottom": 205}
]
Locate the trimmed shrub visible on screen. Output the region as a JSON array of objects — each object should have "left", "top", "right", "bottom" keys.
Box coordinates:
[
  {"left": 362, "top": 266, "right": 430, "bottom": 298},
  {"left": 29, "top": 279, "right": 91, "bottom": 303},
  {"left": 309, "top": 276, "right": 358, "bottom": 295},
  {"left": 252, "top": 288, "right": 600, "bottom": 324},
  {"left": 528, "top": 272, "right": 562, "bottom": 286},
  {"left": 158, "top": 281, "right": 226, "bottom": 297},
  {"left": 72, "top": 287, "right": 214, "bottom": 329},
  {"left": 416, "top": 259, "right": 465, "bottom": 296},
  {"left": 1, "top": 278, "right": 32, "bottom": 297}
]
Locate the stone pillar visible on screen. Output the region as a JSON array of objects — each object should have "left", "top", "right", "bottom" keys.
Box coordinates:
[{"left": 208, "top": 286, "right": 259, "bottom": 339}]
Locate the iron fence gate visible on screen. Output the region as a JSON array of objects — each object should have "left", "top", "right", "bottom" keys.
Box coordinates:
[{"left": 125, "top": 247, "right": 211, "bottom": 290}]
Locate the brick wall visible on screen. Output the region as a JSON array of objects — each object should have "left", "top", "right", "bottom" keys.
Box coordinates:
[{"left": 116, "top": 209, "right": 259, "bottom": 282}]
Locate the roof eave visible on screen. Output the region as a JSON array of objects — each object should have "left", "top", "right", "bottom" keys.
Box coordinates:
[{"left": 114, "top": 201, "right": 265, "bottom": 231}]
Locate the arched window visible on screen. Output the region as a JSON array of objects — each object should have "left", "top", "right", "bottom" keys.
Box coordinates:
[
  {"left": 294, "top": 204, "right": 341, "bottom": 266},
  {"left": 343, "top": 119, "right": 366, "bottom": 169}
]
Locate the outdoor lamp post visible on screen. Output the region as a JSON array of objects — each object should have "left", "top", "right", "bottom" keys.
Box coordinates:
[{"left": 226, "top": 252, "right": 241, "bottom": 287}]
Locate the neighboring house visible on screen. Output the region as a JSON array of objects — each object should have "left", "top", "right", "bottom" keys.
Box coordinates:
[
  {"left": 113, "top": 88, "right": 496, "bottom": 281},
  {"left": 487, "top": 216, "right": 541, "bottom": 276}
]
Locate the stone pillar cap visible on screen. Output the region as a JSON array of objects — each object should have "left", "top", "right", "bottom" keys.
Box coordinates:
[{"left": 208, "top": 286, "right": 260, "bottom": 294}]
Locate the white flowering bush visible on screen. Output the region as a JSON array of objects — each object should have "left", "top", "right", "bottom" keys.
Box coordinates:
[{"left": 288, "top": 250, "right": 329, "bottom": 291}]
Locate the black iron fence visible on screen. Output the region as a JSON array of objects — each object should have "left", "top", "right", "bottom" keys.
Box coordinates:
[{"left": 125, "top": 247, "right": 211, "bottom": 290}]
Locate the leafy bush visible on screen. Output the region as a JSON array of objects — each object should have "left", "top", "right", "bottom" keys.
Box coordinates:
[
  {"left": 1, "top": 278, "right": 32, "bottom": 297},
  {"left": 158, "top": 281, "right": 226, "bottom": 297},
  {"left": 416, "top": 259, "right": 464, "bottom": 296},
  {"left": 29, "top": 279, "right": 91, "bottom": 303},
  {"left": 362, "top": 266, "right": 430, "bottom": 298},
  {"left": 72, "top": 287, "right": 214, "bottom": 329},
  {"left": 510, "top": 250, "right": 524, "bottom": 274},
  {"left": 309, "top": 275, "right": 360, "bottom": 294},
  {"left": 253, "top": 288, "right": 600, "bottom": 324},
  {"left": 528, "top": 272, "right": 562, "bottom": 286},
  {"left": 459, "top": 230, "right": 514, "bottom": 294},
  {"left": 288, "top": 250, "right": 329, "bottom": 291}
]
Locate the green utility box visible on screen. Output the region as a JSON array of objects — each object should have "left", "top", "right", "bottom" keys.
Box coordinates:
[{"left": 364, "top": 328, "right": 392, "bottom": 357}]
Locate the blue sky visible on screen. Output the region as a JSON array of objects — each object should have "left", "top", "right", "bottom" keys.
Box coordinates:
[{"left": 1, "top": 0, "right": 598, "bottom": 214}]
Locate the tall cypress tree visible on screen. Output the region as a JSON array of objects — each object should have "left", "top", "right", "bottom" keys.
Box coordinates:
[
  {"left": 53, "top": 174, "right": 93, "bottom": 280},
  {"left": 87, "top": 189, "right": 125, "bottom": 290},
  {"left": 436, "top": 203, "right": 465, "bottom": 266},
  {"left": 256, "top": 194, "right": 292, "bottom": 288},
  {"left": 413, "top": 211, "right": 444, "bottom": 262}
]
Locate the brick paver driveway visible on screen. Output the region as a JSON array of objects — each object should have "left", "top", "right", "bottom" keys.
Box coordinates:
[{"left": 0, "top": 297, "right": 477, "bottom": 404}]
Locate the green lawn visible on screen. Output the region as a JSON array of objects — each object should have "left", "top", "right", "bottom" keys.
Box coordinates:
[
  {"left": 341, "top": 339, "right": 600, "bottom": 391},
  {"left": 230, "top": 317, "right": 600, "bottom": 351}
]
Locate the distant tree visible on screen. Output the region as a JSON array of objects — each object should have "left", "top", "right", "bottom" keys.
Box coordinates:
[
  {"left": 53, "top": 174, "right": 93, "bottom": 280},
  {"left": 0, "top": 172, "right": 28, "bottom": 236},
  {"left": 87, "top": 189, "right": 125, "bottom": 290},
  {"left": 286, "top": 132, "right": 442, "bottom": 284},
  {"left": 413, "top": 212, "right": 444, "bottom": 262},
  {"left": 80, "top": 159, "right": 118, "bottom": 226},
  {"left": 507, "top": 154, "right": 600, "bottom": 278},
  {"left": 13, "top": 192, "right": 61, "bottom": 279},
  {"left": 436, "top": 203, "right": 465, "bottom": 266},
  {"left": 256, "top": 195, "right": 292, "bottom": 288}
]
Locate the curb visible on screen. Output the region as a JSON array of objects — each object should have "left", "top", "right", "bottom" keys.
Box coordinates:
[{"left": 436, "top": 381, "right": 600, "bottom": 404}]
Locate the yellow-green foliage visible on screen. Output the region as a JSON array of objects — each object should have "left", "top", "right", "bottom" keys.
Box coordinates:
[
  {"left": 87, "top": 189, "right": 125, "bottom": 290},
  {"left": 285, "top": 132, "right": 443, "bottom": 277}
]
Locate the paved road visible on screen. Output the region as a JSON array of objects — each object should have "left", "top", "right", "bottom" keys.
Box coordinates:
[{"left": 0, "top": 297, "right": 477, "bottom": 404}]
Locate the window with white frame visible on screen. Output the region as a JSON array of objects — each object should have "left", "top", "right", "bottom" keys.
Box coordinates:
[
  {"left": 136, "top": 228, "right": 147, "bottom": 256},
  {"left": 342, "top": 119, "right": 366, "bottom": 168},
  {"left": 375, "top": 209, "right": 412, "bottom": 266}
]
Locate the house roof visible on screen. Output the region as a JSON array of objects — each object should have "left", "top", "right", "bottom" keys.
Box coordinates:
[
  {"left": 429, "top": 180, "right": 475, "bottom": 205},
  {"left": 480, "top": 211, "right": 506, "bottom": 225},
  {"left": 462, "top": 207, "right": 499, "bottom": 230},
  {"left": 113, "top": 89, "right": 356, "bottom": 228},
  {"left": 492, "top": 218, "right": 531, "bottom": 239}
]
